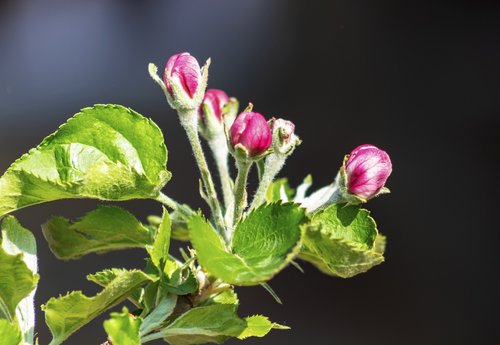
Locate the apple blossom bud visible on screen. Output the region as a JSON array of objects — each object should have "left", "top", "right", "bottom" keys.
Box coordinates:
[
  {"left": 159, "top": 52, "right": 210, "bottom": 111},
  {"left": 342, "top": 144, "right": 392, "bottom": 201},
  {"left": 229, "top": 112, "right": 272, "bottom": 158},
  {"left": 270, "top": 118, "right": 301, "bottom": 155},
  {"left": 164, "top": 52, "right": 201, "bottom": 98},
  {"left": 198, "top": 89, "right": 229, "bottom": 139}
]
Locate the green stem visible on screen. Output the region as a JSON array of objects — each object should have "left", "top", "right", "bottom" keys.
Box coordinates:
[
  {"left": 232, "top": 160, "right": 252, "bottom": 229},
  {"left": 249, "top": 154, "right": 285, "bottom": 211},
  {"left": 155, "top": 192, "right": 193, "bottom": 217},
  {"left": 178, "top": 109, "right": 226, "bottom": 234},
  {"left": 208, "top": 137, "right": 234, "bottom": 225}
]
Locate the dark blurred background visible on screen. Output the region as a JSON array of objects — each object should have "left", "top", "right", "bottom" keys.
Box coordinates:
[{"left": 1, "top": 0, "right": 499, "bottom": 344}]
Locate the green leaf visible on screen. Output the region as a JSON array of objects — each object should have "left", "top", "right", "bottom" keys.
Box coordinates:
[
  {"left": 237, "top": 315, "right": 289, "bottom": 340},
  {"left": 148, "top": 211, "right": 189, "bottom": 242},
  {"left": 160, "top": 258, "right": 198, "bottom": 296},
  {"left": 42, "top": 269, "right": 154, "bottom": 345},
  {"left": 1, "top": 217, "right": 38, "bottom": 345},
  {"left": 42, "top": 205, "right": 152, "bottom": 260},
  {"left": 299, "top": 204, "right": 385, "bottom": 278},
  {"left": 158, "top": 304, "right": 245, "bottom": 345},
  {"left": 0, "top": 104, "right": 170, "bottom": 218},
  {"left": 147, "top": 207, "right": 171, "bottom": 269},
  {"left": 266, "top": 178, "right": 295, "bottom": 202},
  {"left": 139, "top": 293, "right": 177, "bottom": 337},
  {"left": 104, "top": 307, "right": 142, "bottom": 345},
  {"left": 189, "top": 203, "right": 306, "bottom": 286},
  {"left": 0, "top": 319, "right": 22, "bottom": 345},
  {"left": 87, "top": 268, "right": 144, "bottom": 307},
  {"left": 0, "top": 246, "right": 38, "bottom": 322}
]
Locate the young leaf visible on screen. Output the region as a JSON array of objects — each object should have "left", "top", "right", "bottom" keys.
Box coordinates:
[
  {"left": 42, "top": 269, "right": 154, "bottom": 345},
  {"left": 0, "top": 104, "right": 171, "bottom": 218},
  {"left": 103, "top": 307, "right": 142, "bottom": 345},
  {"left": 299, "top": 204, "right": 385, "bottom": 278},
  {"left": 42, "top": 205, "right": 152, "bottom": 260},
  {"left": 0, "top": 246, "right": 39, "bottom": 322},
  {"left": 146, "top": 207, "right": 171, "bottom": 269},
  {"left": 87, "top": 268, "right": 144, "bottom": 307},
  {"left": 189, "top": 203, "right": 306, "bottom": 286},
  {"left": 266, "top": 178, "right": 295, "bottom": 202},
  {"left": 139, "top": 293, "right": 177, "bottom": 337},
  {"left": 1, "top": 216, "right": 38, "bottom": 345},
  {"left": 0, "top": 319, "right": 22, "bottom": 345},
  {"left": 237, "top": 315, "right": 289, "bottom": 339},
  {"left": 155, "top": 304, "right": 246, "bottom": 345}
]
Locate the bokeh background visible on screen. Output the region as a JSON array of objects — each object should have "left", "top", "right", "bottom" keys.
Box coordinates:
[{"left": 1, "top": 0, "right": 499, "bottom": 344}]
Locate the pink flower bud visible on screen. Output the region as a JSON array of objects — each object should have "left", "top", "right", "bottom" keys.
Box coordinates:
[
  {"left": 229, "top": 112, "right": 272, "bottom": 157},
  {"left": 344, "top": 144, "right": 392, "bottom": 200},
  {"left": 199, "top": 89, "right": 229, "bottom": 125},
  {"left": 163, "top": 52, "right": 201, "bottom": 98}
]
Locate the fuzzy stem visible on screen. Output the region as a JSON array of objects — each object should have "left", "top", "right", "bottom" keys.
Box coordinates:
[
  {"left": 249, "top": 154, "right": 286, "bottom": 211},
  {"left": 232, "top": 160, "right": 252, "bottom": 229},
  {"left": 155, "top": 192, "right": 194, "bottom": 217},
  {"left": 178, "top": 109, "right": 226, "bottom": 233},
  {"left": 208, "top": 136, "right": 234, "bottom": 226}
]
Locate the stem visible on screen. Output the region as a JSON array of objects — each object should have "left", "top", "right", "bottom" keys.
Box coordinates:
[
  {"left": 232, "top": 160, "right": 252, "bottom": 229},
  {"left": 155, "top": 192, "right": 194, "bottom": 217},
  {"left": 249, "top": 154, "right": 286, "bottom": 211},
  {"left": 178, "top": 109, "right": 226, "bottom": 233},
  {"left": 208, "top": 136, "right": 234, "bottom": 226}
]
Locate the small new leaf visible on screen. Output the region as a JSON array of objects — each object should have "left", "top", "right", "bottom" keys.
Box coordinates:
[
  {"left": 42, "top": 205, "right": 152, "bottom": 260},
  {"left": 189, "top": 203, "right": 306, "bottom": 286},
  {"left": 0, "top": 246, "right": 38, "bottom": 322},
  {"left": 104, "top": 307, "right": 142, "bottom": 345},
  {"left": 147, "top": 207, "right": 172, "bottom": 269},
  {"left": 237, "top": 315, "right": 289, "bottom": 339},
  {"left": 0, "top": 319, "right": 22, "bottom": 345},
  {"left": 1, "top": 216, "right": 38, "bottom": 345},
  {"left": 0, "top": 104, "right": 170, "bottom": 218},
  {"left": 42, "top": 269, "right": 154, "bottom": 345}
]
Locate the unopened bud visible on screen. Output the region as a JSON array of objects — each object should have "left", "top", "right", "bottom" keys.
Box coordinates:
[
  {"left": 162, "top": 52, "right": 209, "bottom": 110},
  {"left": 340, "top": 144, "right": 392, "bottom": 202},
  {"left": 198, "top": 89, "right": 229, "bottom": 139},
  {"left": 270, "top": 118, "right": 301, "bottom": 155},
  {"left": 229, "top": 111, "right": 272, "bottom": 159}
]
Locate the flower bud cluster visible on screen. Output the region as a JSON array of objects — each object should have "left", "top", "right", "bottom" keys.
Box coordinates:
[{"left": 150, "top": 51, "right": 393, "bottom": 236}]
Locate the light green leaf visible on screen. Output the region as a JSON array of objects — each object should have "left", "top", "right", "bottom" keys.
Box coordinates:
[
  {"left": 159, "top": 304, "right": 245, "bottom": 345},
  {"left": 0, "top": 319, "right": 22, "bottom": 345},
  {"left": 42, "top": 205, "right": 152, "bottom": 260},
  {"left": 87, "top": 268, "right": 144, "bottom": 307},
  {"left": 237, "top": 315, "right": 289, "bottom": 339},
  {"left": 299, "top": 204, "right": 385, "bottom": 278},
  {"left": 266, "top": 178, "right": 295, "bottom": 202},
  {"left": 189, "top": 203, "right": 306, "bottom": 286},
  {"left": 42, "top": 269, "right": 154, "bottom": 345},
  {"left": 147, "top": 207, "right": 171, "bottom": 268},
  {"left": 0, "top": 246, "right": 38, "bottom": 322},
  {"left": 0, "top": 104, "right": 170, "bottom": 218},
  {"left": 1, "top": 216, "right": 38, "bottom": 345},
  {"left": 104, "top": 307, "right": 142, "bottom": 345}
]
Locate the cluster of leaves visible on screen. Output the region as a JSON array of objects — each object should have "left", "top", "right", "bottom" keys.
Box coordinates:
[{"left": 0, "top": 105, "right": 386, "bottom": 344}]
